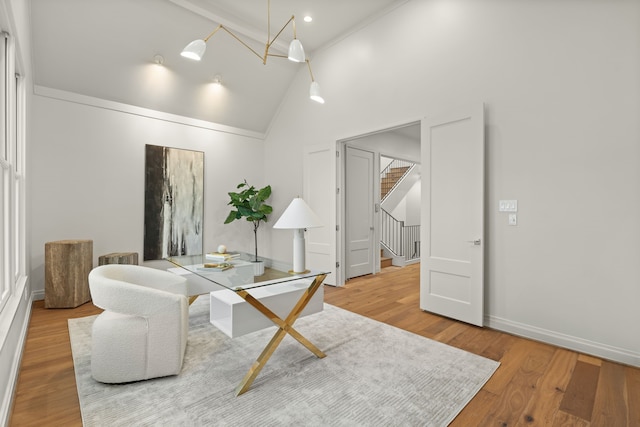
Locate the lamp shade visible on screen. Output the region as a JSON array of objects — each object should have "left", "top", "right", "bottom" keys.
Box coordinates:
[
  {"left": 181, "top": 39, "right": 207, "bottom": 60},
  {"left": 273, "top": 198, "right": 322, "bottom": 229},
  {"left": 288, "top": 39, "right": 306, "bottom": 63},
  {"left": 309, "top": 81, "right": 325, "bottom": 104}
]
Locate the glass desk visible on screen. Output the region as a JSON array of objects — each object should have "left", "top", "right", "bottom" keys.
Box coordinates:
[{"left": 166, "top": 252, "right": 329, "bottom": 396}]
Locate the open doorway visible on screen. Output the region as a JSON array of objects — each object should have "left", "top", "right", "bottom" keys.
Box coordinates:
[{"left": 338, "top": 122, "right": 421, "bottom": 282}]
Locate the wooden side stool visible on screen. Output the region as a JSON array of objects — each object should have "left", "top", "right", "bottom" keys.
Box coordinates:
[
  {"left": 45, "top": 239, "right": 93, "bottom": 308},
  {"left": 98, "top": 252, "right": 139, "bottom": 266}
]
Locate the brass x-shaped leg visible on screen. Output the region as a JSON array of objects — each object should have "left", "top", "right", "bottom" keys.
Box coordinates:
[{"left": 233, "top": 273, "right": 327, "bottom": 396}]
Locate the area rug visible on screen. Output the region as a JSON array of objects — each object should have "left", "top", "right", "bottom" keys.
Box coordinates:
[{"left": 69, "top": 296, "right": 499, "bottom": 426}]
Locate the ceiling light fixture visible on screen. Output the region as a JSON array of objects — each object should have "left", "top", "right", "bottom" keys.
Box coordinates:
[
  {"left": 153, "top": 54, "right": 164, "bottom": 65},
  {"left": 213, "top": 74, "right": 222, "bottom": 86},
  {"left": 181, "top": 0, "right": 324, "bottom": 104},
  {"left": 307, "top": 60, "right": 324, "bottom": 104}
]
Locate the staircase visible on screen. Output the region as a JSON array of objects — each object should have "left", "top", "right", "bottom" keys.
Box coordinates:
[
  {"left": 381, "top": 166, "right": 410, "bottom": 200},
  {"left": 379, "top": 157, "right": 421, "bottom": 266},
  {"left": 380, "top": 249, "right": 393, "bottom": 268}
]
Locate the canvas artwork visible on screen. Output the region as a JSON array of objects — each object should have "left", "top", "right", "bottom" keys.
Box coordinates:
[{"left": 144, "top": 144, "right": 204, "bottom": 260}]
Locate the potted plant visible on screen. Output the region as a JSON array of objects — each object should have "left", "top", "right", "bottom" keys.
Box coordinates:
[{"left": 224, "top": 180, "right": 272, "bottom": 274}]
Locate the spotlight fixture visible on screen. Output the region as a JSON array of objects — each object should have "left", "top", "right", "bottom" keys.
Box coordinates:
[
  {"left": 181, "top": 0, "right": 324, "bottom": 103},
  {"left": 213, "top": 74, "right": 222, "bottom": 86},
  {"left": 153, "top": 54, "right": 164, "bottom": 65}
]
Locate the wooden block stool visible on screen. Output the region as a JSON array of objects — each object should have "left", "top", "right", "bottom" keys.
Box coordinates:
[
  {"left": 45, "top": 239, "right": 93, "bottom": 308},
  {"left": 98, "top": 252, "right": 139, "bottom": 266}
]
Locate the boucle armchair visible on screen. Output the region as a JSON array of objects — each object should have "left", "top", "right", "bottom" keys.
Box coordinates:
[{"left": 88, "top": 264, "right": 189, "bottom": 383}]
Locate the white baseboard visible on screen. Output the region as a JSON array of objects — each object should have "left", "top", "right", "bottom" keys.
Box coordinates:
[
  {"left": 31, "top": 289, "right": 45, "bottom": 301},
  {"left": 0, "top": 283, "right": 33, "bottom": 426},
  {"left": 485, "top": 314, "right": 640, "bottom": 368}
]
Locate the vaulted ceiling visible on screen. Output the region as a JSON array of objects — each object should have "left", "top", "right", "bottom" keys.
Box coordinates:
[{"left": 30, "top": 0, "right": 406, "bottom": 133}]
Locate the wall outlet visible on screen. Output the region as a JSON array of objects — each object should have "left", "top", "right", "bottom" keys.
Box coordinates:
[{"left": 508, "top": 213, "right": 517, "bottom": 225}]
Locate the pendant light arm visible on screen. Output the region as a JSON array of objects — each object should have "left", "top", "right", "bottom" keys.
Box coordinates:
[
  {"left": 218, "top": 25, "right": 265, "bottom": 62},
  {"left": 306, "top": 59, "right": 316, "bottom": 82},
  {"left": 268, "top": 15, "right": 296, "bottom": 49},
  {"left": 203, "top": 25, "right": 223, "bottom": 42},
  {"left": 266, "top": 53, "right": 289, "bottom": 59}
]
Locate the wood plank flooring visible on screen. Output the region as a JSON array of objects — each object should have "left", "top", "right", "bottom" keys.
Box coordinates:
[
  {"left": 324, "top": 264, "right": 639, "bottom": 427},
  {"left": 9, "top": 263, "right": 640, "bottom": 426},
  {"left": 10, "top": 300, "right": 101, "bottom": 426}
]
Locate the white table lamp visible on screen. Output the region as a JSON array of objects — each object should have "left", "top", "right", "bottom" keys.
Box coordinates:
[{"left": 273, "top": 198, "right": 323, "bottom": 274}]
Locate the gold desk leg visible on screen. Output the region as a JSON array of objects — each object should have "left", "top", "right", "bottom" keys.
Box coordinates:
[{"left": 234, "top": 274, "right": 327, "bottom": 396}]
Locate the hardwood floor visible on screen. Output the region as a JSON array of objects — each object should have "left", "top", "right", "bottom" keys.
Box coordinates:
[
  {"left": 9, "top": 263, "right": 640, "bottom": 426},
  {"left": 324, "top": 264, "right": 639, "bottom": 427},
  {"left": 10, "top": 300, "right": 101, "bottom": 426}
]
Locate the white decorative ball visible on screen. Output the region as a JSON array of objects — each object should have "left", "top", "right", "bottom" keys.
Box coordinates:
[{"left": 217, "top": 244, "right": 227, "bottom": 254}]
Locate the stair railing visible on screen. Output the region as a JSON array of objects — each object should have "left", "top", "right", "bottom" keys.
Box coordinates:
[
  {"left": 381, "top": 208, "right": 403, "bottom": 256},
  {"left": 381, "top": 208, "right": 420, "bottom": 262},
  {"left": 403, "top": 225, "right": 420, "bottom": 260}
]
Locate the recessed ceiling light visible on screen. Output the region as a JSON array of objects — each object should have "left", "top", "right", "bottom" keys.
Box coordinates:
[{"left": 304, "top": 16, "right": 312, "bottom": 23}]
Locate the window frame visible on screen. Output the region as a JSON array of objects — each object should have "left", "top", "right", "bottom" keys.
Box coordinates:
[{"left": 0, "top": 29, "right": 26, "bottom": 313}]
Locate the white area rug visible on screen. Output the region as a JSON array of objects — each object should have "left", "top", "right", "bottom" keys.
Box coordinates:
[{"left": 69, "top": 297, "right": 499, "bottom": 426}]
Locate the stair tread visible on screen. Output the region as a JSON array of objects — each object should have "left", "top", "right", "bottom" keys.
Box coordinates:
[{"left": 381, "top": 164, "right": 412, "bottom": 200}]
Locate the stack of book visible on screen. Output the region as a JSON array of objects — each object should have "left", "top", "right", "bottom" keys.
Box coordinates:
[
  {"left": 199, "top": 262, "right": 233, "bottom": 272},
  {"left": 205, "top": 251, "right": 240, "bottom": 262}
]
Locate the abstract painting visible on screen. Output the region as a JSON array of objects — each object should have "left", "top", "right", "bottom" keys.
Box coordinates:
[{"left": 144, "top": 144, "right": 204, "bottom": 260}]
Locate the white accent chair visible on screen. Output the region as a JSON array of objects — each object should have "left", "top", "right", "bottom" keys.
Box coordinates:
[{"left": 88, "top": 264, "right": 189, "bottom": 383}]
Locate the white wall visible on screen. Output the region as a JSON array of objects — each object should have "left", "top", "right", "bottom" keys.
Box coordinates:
[
  {"left": 391, "top": 180, "right": 421, "bottom": 226},
  {"left": 348, "top": 130, "right": 421, "bottom": 162},
  {"left": 265, "top": 0, "right": 640, "bottom": 365},
  {"left": 29, "top": 91, "right": 269, "bottom": 297}
]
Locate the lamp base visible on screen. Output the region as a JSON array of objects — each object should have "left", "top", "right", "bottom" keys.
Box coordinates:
[
  {"left": 252, "top": 261, "right": 265, "bottom": 276},
  {"left": 292, "top": 229, "right": 307, "bottom": 275},
  {"left": 288, "top": 269, "right": 310, "bottom": 275}
]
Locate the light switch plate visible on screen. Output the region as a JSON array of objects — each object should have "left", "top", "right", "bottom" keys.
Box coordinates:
[{"left": 499, "top": 200, "right": 518, "bottom": 212}]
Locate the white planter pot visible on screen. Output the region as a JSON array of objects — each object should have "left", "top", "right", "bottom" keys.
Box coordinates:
[{"left": 252, "top": 261, "right": 265, "bottom": 276}]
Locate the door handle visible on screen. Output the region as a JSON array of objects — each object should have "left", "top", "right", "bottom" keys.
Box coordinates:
[{"left": 466, "top": 239, "right": 481, "bottom": 245}]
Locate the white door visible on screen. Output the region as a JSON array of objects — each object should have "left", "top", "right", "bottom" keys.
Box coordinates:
[
  {"left": 345, "top": 146, "right": 375, "bottom": 279},
  {"left": 420, "top": 104, "right": 485, "bottom": 326},
  {"left": 303, "top": 143, "right": 337, "bottom": 286}
]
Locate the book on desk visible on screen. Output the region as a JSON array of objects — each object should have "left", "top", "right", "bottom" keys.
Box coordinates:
[{"left": 205, "top": 252, "right": 241, "bottom": 262}]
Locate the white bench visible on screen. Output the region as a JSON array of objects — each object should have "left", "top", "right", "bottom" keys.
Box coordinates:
[{"left": 209, "top": 279, "right": 324, "bottom": 338}]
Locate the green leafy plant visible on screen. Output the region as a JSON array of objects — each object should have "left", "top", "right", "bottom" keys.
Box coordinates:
[{"left": 224, "top": 180, "right": 272, "bottom": 262}]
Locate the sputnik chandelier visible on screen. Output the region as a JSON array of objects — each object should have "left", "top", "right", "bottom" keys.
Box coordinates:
[{"left": 181, "top": 0, "right": 324, "bottom": 104}]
